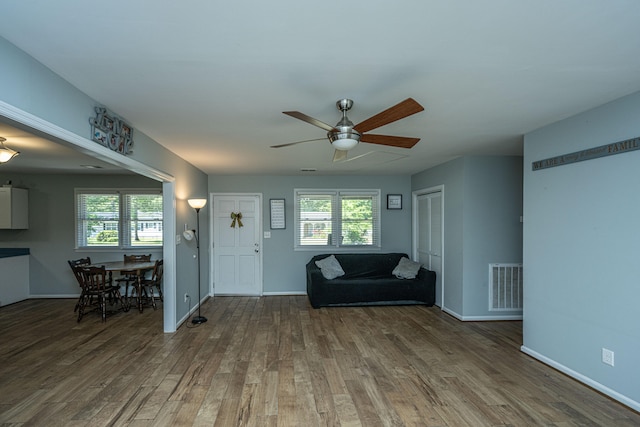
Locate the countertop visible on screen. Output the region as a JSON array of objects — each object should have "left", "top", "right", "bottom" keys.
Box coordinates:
[{"left": 0, "top": 248, "right": 30, "bottom": 258}]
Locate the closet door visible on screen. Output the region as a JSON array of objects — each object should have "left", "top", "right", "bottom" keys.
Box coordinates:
[{"left": 416, "top": 191, "right": 442, "bottom": 306}]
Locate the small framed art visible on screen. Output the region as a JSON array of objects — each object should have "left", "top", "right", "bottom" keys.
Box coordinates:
[
  {"left": 387, "top": 194, "right": 402, "bottom": 210},
  {"left": 270, "top": 199, "right": 286, "bottom": 229}
]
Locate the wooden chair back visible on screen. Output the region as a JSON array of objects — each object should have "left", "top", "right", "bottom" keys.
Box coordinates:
[
  {"left": 150, "top": 259, "right": 163, "bottom": 283},
  {"left": 79, "top": 266, "right": 110, "bottom": 292},
  {"left": 121, "top": 254, "right": 152, "bottom": 278},
  {"left": 69, "top": 257, "right": 92, "bottom": 267},
  {"left": 68, "top": 257, "right": 92, "bottom": 287},
  {"left": 123, "top": 254, "right": 151, "bottom": 264},
  {"left": 76, "top": 265, "right": 126, "bottom": 322},
  {"left": 140, "top": 259, "right": 164, "bottom": 308}
]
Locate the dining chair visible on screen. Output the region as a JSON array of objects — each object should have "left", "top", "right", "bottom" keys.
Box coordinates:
[
  {"left": 76, "top": 265, "right": 127, "bottom": 322},
  {"left": 68, "top": 257, "right": 92, "bottom": 313},
  {"left": 116, "top": 254, "right": 152, "bottom": 300},
  {"left": 139, "top": 259, "right": 164, "bottom": 310}
]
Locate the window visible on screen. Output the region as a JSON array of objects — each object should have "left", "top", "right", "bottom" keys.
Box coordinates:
[
  {"left": 75, "top": 189, "right": 163, "bottom": 249},
  {"left": 294, "top": 189, "right": 380, "bottom": 249}
]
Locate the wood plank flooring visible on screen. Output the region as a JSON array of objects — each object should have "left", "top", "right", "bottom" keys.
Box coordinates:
[{"left": 0, "top": 296, "right": 638, "bottom": 426}]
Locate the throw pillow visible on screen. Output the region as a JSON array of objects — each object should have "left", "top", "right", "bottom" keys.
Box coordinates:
[
  {"left": 315, "top": 255, "right": 345, "bottom": 280},
  {"left": 392, "top": 257, "right": 421, "bottom": 279}
]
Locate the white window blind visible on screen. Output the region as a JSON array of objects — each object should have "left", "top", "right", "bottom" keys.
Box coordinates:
[
  {"left": 294, "top": 189, "right": 380, "bottom": 250},
  {"left": 124, "top": 193, "right": 164, "bottom": 247},
  {"left": 76, "top": 191, "right": 120, "bottom": 247},
  {"left": 75, "top": 189, "right": 162, "bottom": 249}
]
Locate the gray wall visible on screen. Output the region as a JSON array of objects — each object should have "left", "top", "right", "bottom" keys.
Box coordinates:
[
  {"left": 463, "top": 157, "right": 523, "bottom": 317},
  {"left": 0, "top": 36, "right": 209, "bottom": 327},
  {"left": 209, "top": 175, "right": 413, "bottom": 293},
  {"left": 412, "top": 156, "right": 523, "bottom": 319},
  {"left": 0, "top": 173, "right": 162, "bottom": 296},
  {"left": 412, "top": 157, "right": 465, "bottom": 312},
  {"left": 523, "top": 91, "right": 640, "bottom": 410}
]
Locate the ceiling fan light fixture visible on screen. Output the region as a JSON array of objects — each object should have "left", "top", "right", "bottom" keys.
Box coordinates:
[
  {"left": 0, "top": 137, "right": 19, "bottom": 163},
  {"left": 279, "top": 98, "right": 424, "bottom": 156},
  {"left": 328, "top": 130, "right": 360, "bottom": 151}
]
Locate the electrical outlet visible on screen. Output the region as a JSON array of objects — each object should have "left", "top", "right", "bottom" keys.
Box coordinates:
[
  {"left": 184, "top": 293, "right": 189, "bottom": 303},
  {"left": 602, "top": 348, "right": 615, "bottom": 366}
]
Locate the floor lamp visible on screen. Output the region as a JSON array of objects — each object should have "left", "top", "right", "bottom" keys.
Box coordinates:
[{"left": 187, "top": 198, "right": 207, "bottom": 324}]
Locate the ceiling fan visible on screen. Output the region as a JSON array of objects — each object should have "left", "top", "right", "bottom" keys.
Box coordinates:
[{"left": 272, "top": 98, "right": 424, "bottom": 161}]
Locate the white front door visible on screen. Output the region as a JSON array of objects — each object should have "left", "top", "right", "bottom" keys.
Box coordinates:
[
  {"left": 414, "top": 189, "right": 443, "bottom": 307},
  {"left": 213, "top": 194, "right": 262, "bottom": 296}
]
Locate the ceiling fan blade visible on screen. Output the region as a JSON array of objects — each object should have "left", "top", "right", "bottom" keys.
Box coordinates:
[
  {"left": 333, "top": 149, "right": 348, "bottom": 162},
  {"left": 283, "top": 111, "right": 337, "bottom": 132},
  {"left": 270, "top": 138, "right": 326, "bottom": 148},
  {"left": 360, "top": 133, "right": 420, "bottom": 149},
  {"left": 353, "top": 98, "right": 424, "bottom": 133}
]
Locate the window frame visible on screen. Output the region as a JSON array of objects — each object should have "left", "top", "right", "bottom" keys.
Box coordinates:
[
  {"left": 75, "top": 188, "right": 163, "bottom": 250},
  {"left": 294, "top": 188, "right": 381, "bottom": 251}
]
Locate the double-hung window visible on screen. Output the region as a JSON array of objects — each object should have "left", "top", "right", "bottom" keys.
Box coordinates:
[
  {"left": 294, "top": 189, "right": 380, "bottom": 250},
  {"left": 75, "top": 189, "right": 163, "bottom": 249}
]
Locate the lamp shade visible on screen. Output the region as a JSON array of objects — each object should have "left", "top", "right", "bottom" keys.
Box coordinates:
[
  {"left": 0, "top": 137, "right": 19, "bottom": 163},
  {"left": 188, "top": 198, "right": 207, "bottom": 209}
]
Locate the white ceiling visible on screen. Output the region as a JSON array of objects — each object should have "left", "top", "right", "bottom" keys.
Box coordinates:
[{"left": 1, "top": 1, "right": 639, "bottom": 176}]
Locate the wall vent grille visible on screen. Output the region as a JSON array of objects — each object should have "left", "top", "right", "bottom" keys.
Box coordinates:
[{"left": 489, "top": 263, "right": 523, "bottom": 311}]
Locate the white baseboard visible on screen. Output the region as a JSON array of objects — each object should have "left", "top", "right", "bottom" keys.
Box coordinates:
[
  {"left": 29, "top": 294, "right": 80, "bottom": 299},
  {"left": 177, "top": 296, "right": 209, "bottom": 328},
  {"left": 521, "top": 346, "right": 640, "bottom": 412},
  {"left": 442, "top": 307, "right": 463, "bottom": 319},
  {"left": 213, "top": 292, "right": 307, "bottom": 297},
  {"left": 262, "top": 291, "right": 307, "bottom": 296},
  {"left": 177, "top": 305, "right": 198, "bottom": 327},
  {"left": 442, "top": 307, "right": 521, "bottom": 321},
  {"left": 462, "top": 314, "right": 523, "bottom": 321}
]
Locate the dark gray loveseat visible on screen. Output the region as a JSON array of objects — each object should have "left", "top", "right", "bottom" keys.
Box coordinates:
[{"left": 306, "top": 253, "right": 436, "bottom": 308}]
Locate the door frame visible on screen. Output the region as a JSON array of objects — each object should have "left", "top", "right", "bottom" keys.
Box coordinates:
[
  {"left": 412, "top": 185, "right": 444, "bottom": 310},
  {"left": 0, "top": 100, "right": 179, "bottom": 333},
  {"left": 210, "top": 192, "right": 263, "bottom": 296}
]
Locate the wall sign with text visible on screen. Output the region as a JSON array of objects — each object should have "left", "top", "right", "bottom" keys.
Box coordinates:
[
  {"left": 387, "top": 194, "right": 402, "bottom": 210},
  {"left": 532, "top": 136, "right": 639, "bottom": 171},
  {"left": 270, "top": 199, "right": 286, "bottom": 229},
  {"left": 89, "top": 106, "right": 134, "bottom": 155}
]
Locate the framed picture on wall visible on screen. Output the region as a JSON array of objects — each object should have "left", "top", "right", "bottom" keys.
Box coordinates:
[
  {"left": 387, "top": 194, "right": 402, "bottom": 210},
  {"left": 270, "top": 198, "right": 286, "bottom": 229},
  {"left": 91, "top": 125, "right": 109, "bottom": 146}
]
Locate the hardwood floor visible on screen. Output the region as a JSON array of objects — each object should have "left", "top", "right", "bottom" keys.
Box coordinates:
[{"left": 0, "top": 297, "right": 638, "bottom": 426}]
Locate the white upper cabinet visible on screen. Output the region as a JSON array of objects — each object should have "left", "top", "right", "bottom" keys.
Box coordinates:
[{"left": 0, "top": 187, "right": 28, "bottom": 229}]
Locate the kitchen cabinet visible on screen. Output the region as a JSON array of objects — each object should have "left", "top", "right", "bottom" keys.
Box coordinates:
[{"left": 0, "top": 187, "right": 28, "bottom": 229}]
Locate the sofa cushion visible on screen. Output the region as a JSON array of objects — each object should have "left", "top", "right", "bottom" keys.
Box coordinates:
[
  {"left": 335, "top": 253, "right": 407, "bottom": 279},
  {"left": 315, "top": 255, "right": 345, "bottom": 280},
  {"left": 392, "top": 257, "right": 422, "bottom": 279}
]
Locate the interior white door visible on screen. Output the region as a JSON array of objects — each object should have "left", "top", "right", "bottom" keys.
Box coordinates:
[
  {"left": 213, "top": 194, "right": 262, "bottom": 296},
  {"left": 416, "top": 191, "right": 443, "bottom": 306}
]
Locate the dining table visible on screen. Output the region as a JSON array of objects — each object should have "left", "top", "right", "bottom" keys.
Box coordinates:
[{"left": 92, "top": 260, "right": 157, "bottom": 313}]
